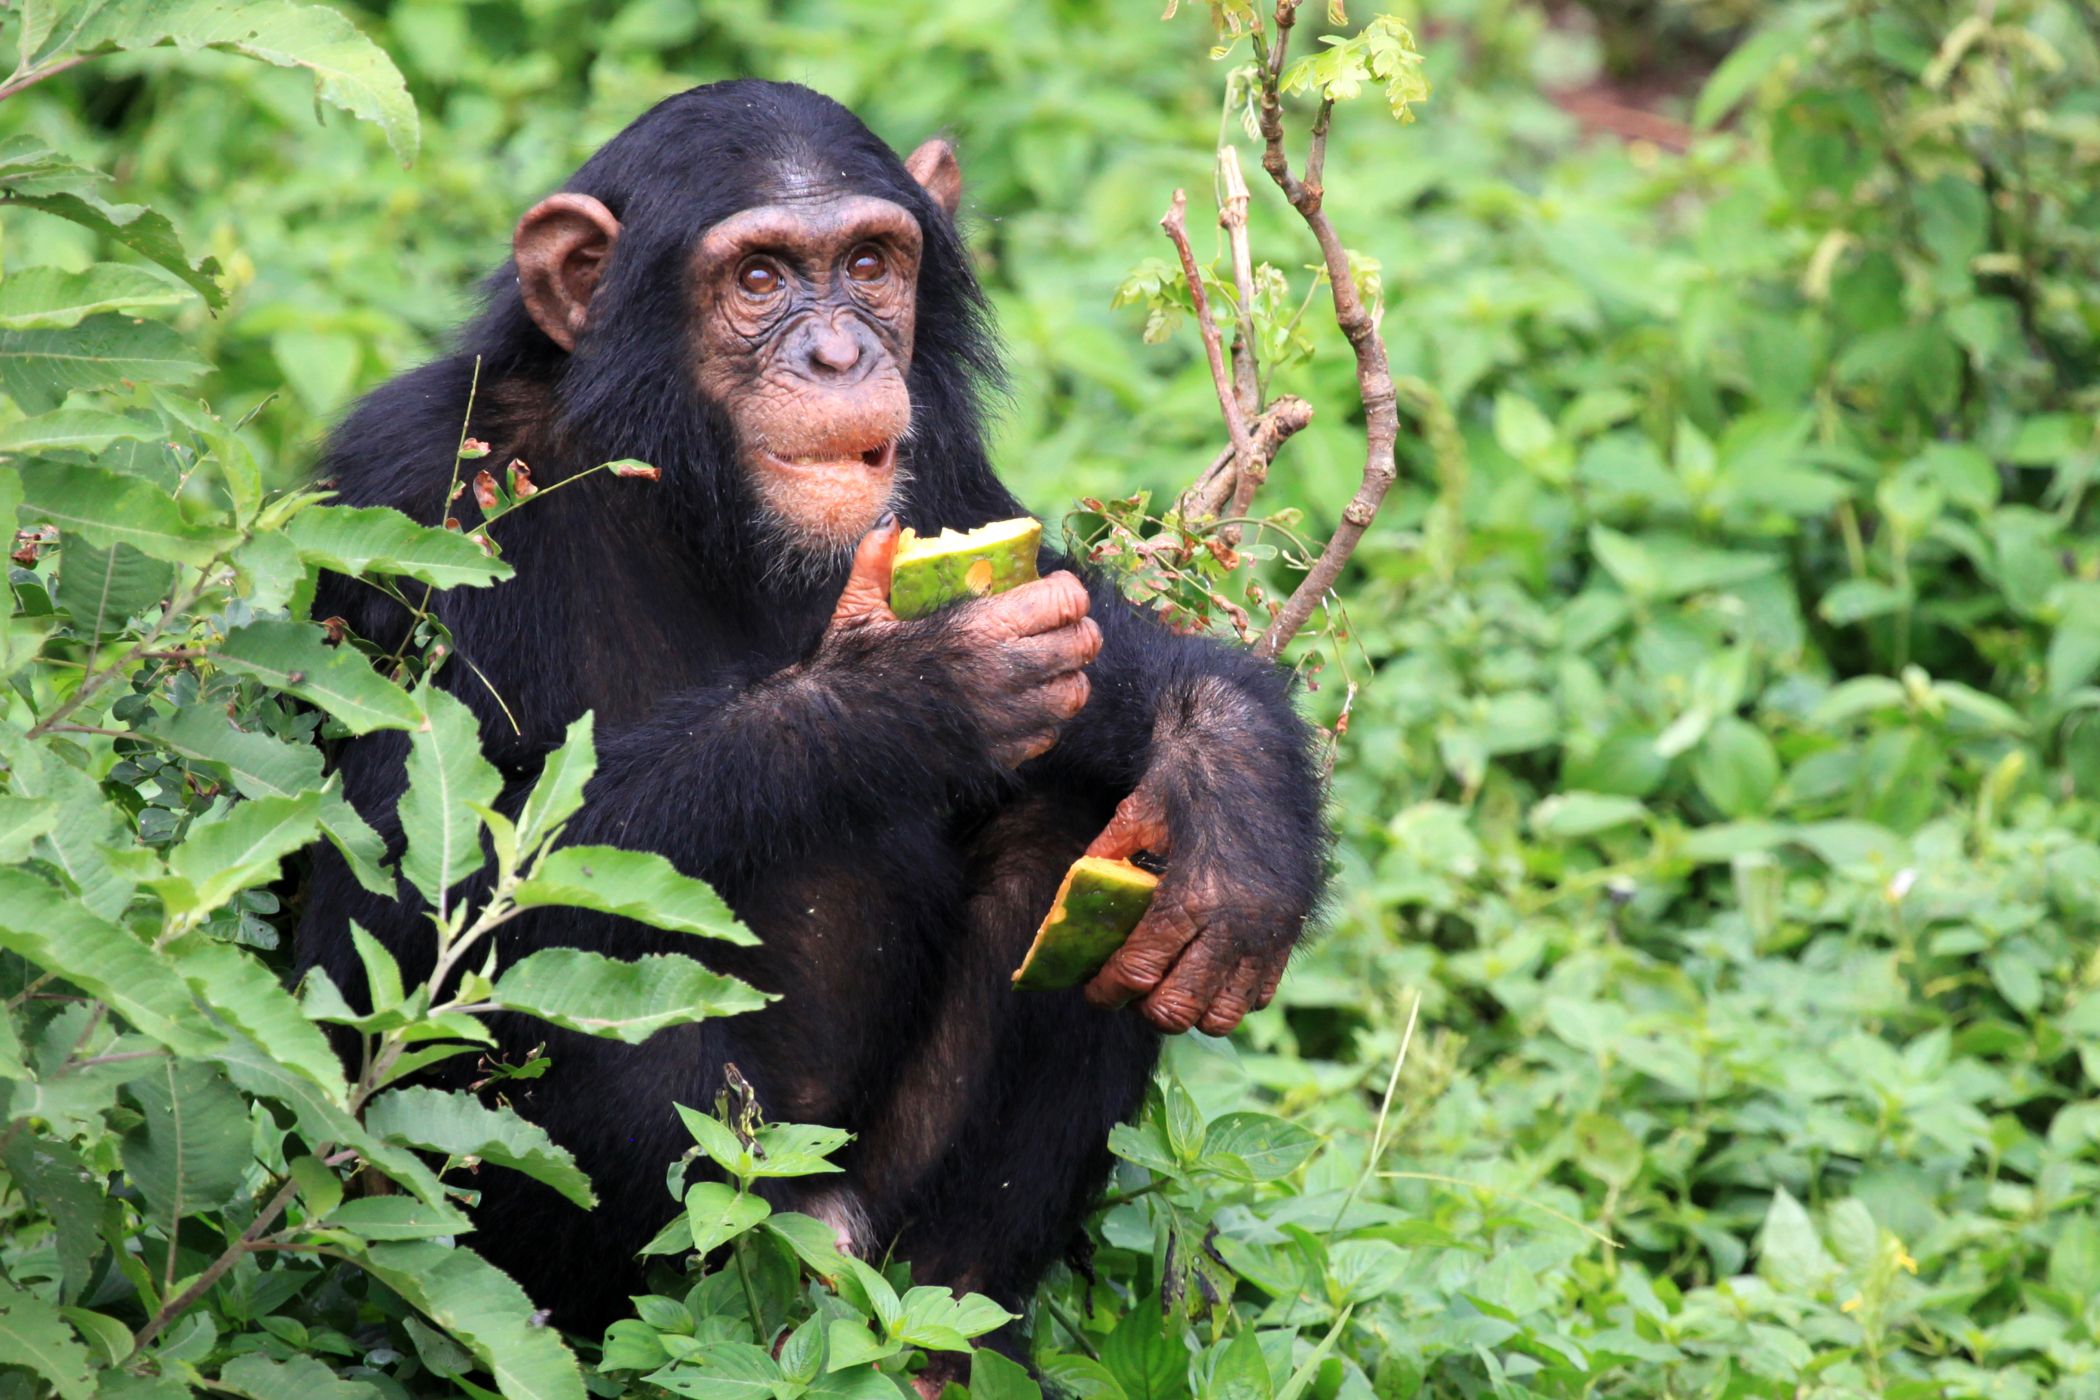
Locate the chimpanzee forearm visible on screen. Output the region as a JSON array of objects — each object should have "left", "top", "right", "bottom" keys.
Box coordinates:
[
  {"left": 1039, "top": 572, "right": 1324, "bottom": 904},
  {"left": 558, "top": 615, "right": 1011, "bottom": 884}
]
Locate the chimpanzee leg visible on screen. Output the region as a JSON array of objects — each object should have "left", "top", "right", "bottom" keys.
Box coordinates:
[{"left": 864, "top": 788, "right": 1160, "bottom": 1312}]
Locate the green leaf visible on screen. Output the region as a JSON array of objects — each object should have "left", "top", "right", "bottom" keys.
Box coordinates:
[
  {"left": 0, "top": 314, "right": 208, "bottom": 405},
  {"left": 0, "top": 263, "right": 181, "bottom": 330},
  {"left": 156, "top": 791, "right": 322, "bottom": 917},
  {"left": 1200, "top": 1113, "right": 1319, "bottom": 1182},
  {"left": 0, "top": 138, "right": 223, "bottom": 308},
  {"left": 217, "top": 619, "right": 422, "bottom": 734},
  {"left": 1207, "top": 1330, "right": 1270, "bottom": 1400},
  {"left": 287, "top": 504, "right": 510, "bottom": 589},
  {"left": 120, "top": 1059, "right": 253, "bottom": 1222},
  {"left": 55, "top": 538, "right": 172, "bottom": 635},
  {"left": 208, "top": 1032, "right": 448, "bottom": 1206},
  {"left": 760, "top": 1212, "right": 851, "bottom": 1279},
  {"left": 513, "top": 847, "right": 759, "bottom": 944},
  {"left": 322, "top": 1195, "right": 473, "bottom": 1241},
  {"left": 173, "top": 938, "right": 347, "bottom": 1103},
  {"left": 973, "top": 1349, "right": 1044, "bottom": 1400},
  {"left": 143, "top": 702, "right": 326, "bottom": 800},
  {"left": 364, "top": 1086, "right": 596, "bottom": 1209},
  {"left": 2047, "top": 1214, "right": 2100, "bottom": 1297},
  {"left": 1756, "top": 1188, "right": 1839, "bottom": 1292},
  {"left": 399, "top": 687, "right": 501, "bottom": 910},
  {"left": 0, "top": 1279, "right": 96, "bottom": 1400},
  {"left": 0, "top": 869, "right": 220, "bottom": 1054},
  {"left": 1100, "top": 1300, "right": 1187, "bottom": 1400},
  {"left": 218, "top": 1353, "right": 382, "bottom": 1400},
  {"left": 648, "top": 1342, "right": 783, "bottom": 1400},
  {"left": 494, "top": 949, "right": 770, "bottom": 1044},
  {"left": 1819, "top": 578, "right": 1910, "bottom": 626},
  {"left": 1528, "top": 792, "right": 1649, "bottom": 839},
  {"left": 318, "top": 786, "right": 395, "bottom": 898},
  {"left": 0, "top": 1136, "right": 105, "bottom": 1302},
  {"left": 357, "top": 1243, "right": 585, "bottom": 1400},
  {"left": 516, "top": 714, "right": 596, "bottom": 856},
  {"left": 19, "top": 461, "right": 235, "bottom": 567},
  {"left": 1691, "top": 717, "right": 1781, "bottom": 819},
  {"left": 683, "top": 1180, "right": 771, "bottom": 1253},
  {"left": 0, "top": 407, "right": 158, "bottom": 453}
]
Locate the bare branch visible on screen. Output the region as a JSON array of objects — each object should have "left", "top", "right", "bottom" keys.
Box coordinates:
[
  {"left": 1161, "top": 189, "right": 1263, "bottom": 536},
  {"left": 1217, "top": 145, "right": 1261, "bottom": 420},
  {"left": 1182, "top": 395, "right": 1315, "bottom": 522},
  {"left": 1246, "top": 20, "right": 1403, "bottom": 662}
]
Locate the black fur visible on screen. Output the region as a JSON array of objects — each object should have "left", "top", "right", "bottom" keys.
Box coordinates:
[{"left": 297, "top": 80, "right": 1324, "bottom": 1332}]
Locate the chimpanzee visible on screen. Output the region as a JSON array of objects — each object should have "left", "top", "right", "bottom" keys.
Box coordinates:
[{"left": 298, "top": 80, "right": 1326, "bottom": 1342}]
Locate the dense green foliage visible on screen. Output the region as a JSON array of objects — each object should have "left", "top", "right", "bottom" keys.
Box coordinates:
[{"left": 5, "top": 0, "right": 2100, "bottom": 1398}]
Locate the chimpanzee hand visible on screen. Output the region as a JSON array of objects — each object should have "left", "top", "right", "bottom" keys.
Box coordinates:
[
  {"left": 826, "top": 517, "right": 1102, "bottom": 768},
  {"left": 1080, "top": 764, "right": 1301, "bottom": 1036}
]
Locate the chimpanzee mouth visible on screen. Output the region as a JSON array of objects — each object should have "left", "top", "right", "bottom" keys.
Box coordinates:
[{"left": 764, "top": 441, "right": 896, "bottom": 474}]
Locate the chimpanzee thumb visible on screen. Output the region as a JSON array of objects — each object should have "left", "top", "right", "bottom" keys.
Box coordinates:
[{"left": 829, "top": 515, "right": 901, "bottom": 629}]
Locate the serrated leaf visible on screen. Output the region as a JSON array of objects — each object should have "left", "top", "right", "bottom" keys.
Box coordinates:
[
  {"left": 516, "top": 714, "right": 595, "bottom": 855},
  {"left": 0, "top": 407, "right": 159, "bottom": 453},
  {"left": 76, "top": 0, "right": 419, "bottom": 164},
  {"left": 286, "top": 504, "right": 510, "bottom": 589},
  {"left": 494, "top": 949, "right": 770, "bottom": 1044},
  {"left": 157, "top": 791, "right": 321, "bottom": 917},
  {"left": 364, "top": 1086, "right": 595, "bottom": 1208},
  {"left": 0, "top": 1136, "right": 104, "bottom": 1302},
  {"left": 1201, "top": 1113, "right": 1319, "bottom": 1182},
  {"left": 174, "top": 937, "right": 347, "bottom": 1104},
  {"left": 217, "top": 619, "right": 421, "bottom": 733},
  {"left": 357, "top": 1243, "right": 586, "bottom": 1400},
  {"left": 648, "top": 1342, "right": 783, "bottom": 1400},
  {"left": 0, "top": 136, "right": 223, "bottom": 307},
  {"left": 218, "top": 1352, "right": 382, "bottom": 1400},
  {"left": 0, "top": 868, "right": 220, "bottom": 1054},
  {"left": 0, "top": 1278, "right": 95, "bottom": 1400},
  {"left": 318, "top": 786, "right": 395, "bottom": 898},
  {"left": 143, "top": 703, "right": 326, "bottom": 800},
  {"left": 19, "top": 461, "right": 235, "bottom": 566},
  {"left": 512, "top": 847, "right": 758, "bottom": 944},
  {"left": 209, "top": 1031, "right": 447, "bottom": 1206},
  {"left": 682, "top": 1180, "right": 770, "bottom": 1253},
  {"left": 0, "top": 314, "right": 208, "bottom": 406},
  {"left": 0, "top": 265, "right": 178, "bottom": 330},
  {"left": 55, "top": 537, "right": 172, "bottom": 635},
  {"left": 120, "top": 1059, "right": 253, "bottom": 1223},
  {"left": 400, "top": 687, "right": 500, "bottom": 910},
  {"left": 323, "top": 1195, "right": 473, "bottom": 1241}
]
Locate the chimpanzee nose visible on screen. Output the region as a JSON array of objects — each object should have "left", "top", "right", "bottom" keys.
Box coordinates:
[{"left": 803, "top": 324, "right": 863, "bottom": 379}]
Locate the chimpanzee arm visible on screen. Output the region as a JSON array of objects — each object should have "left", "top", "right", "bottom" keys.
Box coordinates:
[{"left": 1031, "top": 569, "right": 1328, "bottom": 1034}]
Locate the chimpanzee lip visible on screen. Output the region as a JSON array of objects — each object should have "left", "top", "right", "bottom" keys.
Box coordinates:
[{"left": 763, "top": 440, "right": 895, "bottom": 474}]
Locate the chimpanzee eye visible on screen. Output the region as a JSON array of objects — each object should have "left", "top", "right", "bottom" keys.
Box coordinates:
[
  {"left": 846, "top": 246, "right": 887, "bottom": 283},
  {"left": 738, "top": 259, "right": 782, "bottom": 297}
]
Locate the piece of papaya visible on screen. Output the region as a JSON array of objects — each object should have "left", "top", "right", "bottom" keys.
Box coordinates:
[
  {"left": 1011, "top": 856, "right": 1159, "bottom": 991},
  {"left": 888, "top": 516, "right": 1042, "bottom": 620}
]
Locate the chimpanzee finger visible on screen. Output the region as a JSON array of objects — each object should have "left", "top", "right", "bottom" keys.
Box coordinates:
[
  {"left": 1137, "top": 936, "right": 1234, "bottom": 1035},
  {"left": 1197, "top": 957, "right": 1268, "bottom": 1036},
  {"left": 1085, "top": 780, "right": 1170, "bottom": 861},
  {"left": 1084, "top": 898, "right": 1202, "bottom": 1009},
  {"left": 1254, "top": 958, "right": 1286, "bottom": 1010},
  {"left": 972, "top": 571, "right": 1090, "bottom": 640},
  {"left": 1005, "top": 616, "right": 1101, "bottom": 679},
  {"left": 827, "top": 514, "right": 901, "bottom": 630}
]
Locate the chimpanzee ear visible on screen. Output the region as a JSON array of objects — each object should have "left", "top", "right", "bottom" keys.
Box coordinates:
[
  {"left": 514, "top": 193, "right": 622, "bottom": 353},
  {"left": 905, "top": 138, "right": 962, "bottom": 220}
]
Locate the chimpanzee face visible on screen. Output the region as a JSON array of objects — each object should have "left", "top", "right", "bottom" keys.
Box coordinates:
[
  {"left": 687, "top": 192, "right": 923, "bottom": 553},
  {"left": 511, "top": 139, "right": 962, "bottom": 559}
]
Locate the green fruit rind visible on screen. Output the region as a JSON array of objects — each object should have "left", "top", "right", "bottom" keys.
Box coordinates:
[
  {"left": 889, "top": 516, "right": 1042, "bottom": 620},
  {"left": 1011, "top": 856, "right": 1160, "bottom": 991}
]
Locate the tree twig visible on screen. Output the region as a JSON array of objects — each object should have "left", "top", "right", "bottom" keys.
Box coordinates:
[
  {"left": 1181, "top": 396, "right": 1314, "bottom": 522},
  {"left": 1246, "top": 8, "right": 1403, "bottom": 662},
  {"left": 1160, "top": 191, "right": 1262, "bottom": 535},
  {"left": 130, "top": 1171, "right": 305, "bottom": 1354}
]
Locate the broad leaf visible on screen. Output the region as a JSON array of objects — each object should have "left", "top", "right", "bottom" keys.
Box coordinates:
[
  {"left": 0, "top": 138, "right": 224, "bottom": 306},
  {"left": 649, "top": 1342, "right": 783, "bottom": 1400},
  {"left": 144, "top": 703, "right": 326, "bottom": 800},
  {"left": 173, "top": 938, "right": 348, "bottom": 1104},
  {"left": 357, "top": 1243, "right": 586, "bottom": 1400},
  {"left": 399, "top": 687, "right": 501, "bottom": 910},
  {"left": 364, "top": 1086, "right": 596, "bottom": 1208},
  {"left": 516, "top": 713, "right": 596, "bottom": 855},
  {"left": 0, "top": 263, "right": 186, "bottom": 330},
  {"left": 19, "top": 461, "right": 235, "bottom": 566},
  {"left": 155, "top": 790, "right": 322, "bottom": 917},
  {"left": 512, "top": 847, "right": 759, "bottom": 944},
  {"left": 120, "top": 1060, "right": 253, "bottom": 1223},
  {"left": 76, "top": 0, "right": 420, "bottom": 164},
  {"left": 54, "top": 538, "right": 172, "bottom": 636},
  {"left": 0, "top": 315, "right": 208, "bottom": 407},
  {"left": 494, "top": 949, "right": 770, "bottom": 1044},
  {"left": 287, "top": 504, "right": 511, "bottom": 589},
  {"left": 0, "top": 868, "right": 220, "bottom": 1054},
  {"left": 0, "top": 407, "right": 158, "bottom": 453},
  {"left": 1201, "top": 1113, "right": 1320, "bottom": 1183},
  {"left": 0, "top": 1279, "right": 95, "bottom": 1400},
  {"left": 217, "top": 619, "right": 421, "bottom": 734},
  {"left": 318, "top": 786, "right": 396, "bottom": 898},
  {"left": 683, "top": 1180, "right": 770, "bottom": 1253}
]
